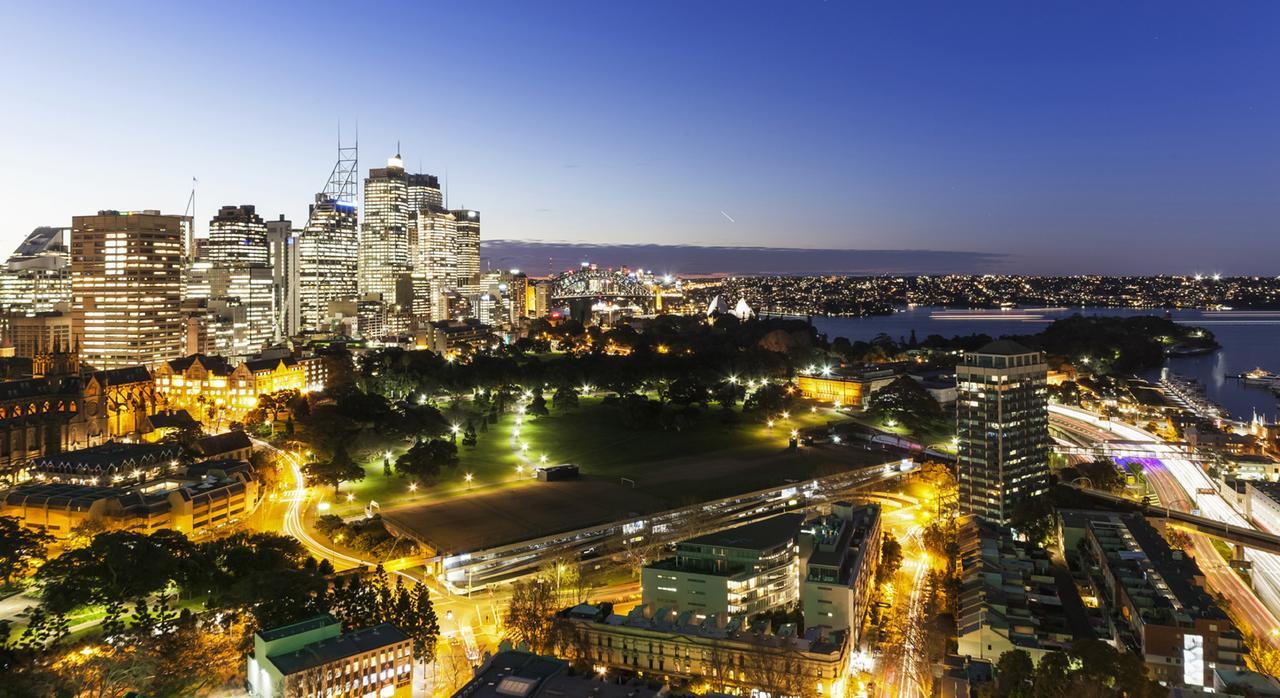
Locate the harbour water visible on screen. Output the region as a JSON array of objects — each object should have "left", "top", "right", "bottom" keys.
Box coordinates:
[{"left": 812, "top": 307, "right": 1280, "bottom": 422}]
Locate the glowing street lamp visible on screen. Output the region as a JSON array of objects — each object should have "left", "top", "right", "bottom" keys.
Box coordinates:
[
  {"left": 317, "top": 501, "right": 331, "bottom": 512},
  {"left": 790, "top": 429, "right": 799, "bottom": 439},
  {"left": 781, "top": 410, "right": 790, "bottom": 419},
  {"left": 539, "top": 454, "right": 549, "bottom": 464},
  {"left": 409, "top": 482, "right": 418, "bottom": 493},
  {"left": 516, "top": 465, "right": 524, "bottom": 475},
  {"left": 464, "top": 473, "right": 474, "bottom": 488},
  {"left": 346, "top": 493, "right": 355, "bottom": 502},
  {"left": 767, "top": 420, "right": 775, "bottom": 429},
  {"left": 521, "top": 442, "right": 530, "bottom": 452}
]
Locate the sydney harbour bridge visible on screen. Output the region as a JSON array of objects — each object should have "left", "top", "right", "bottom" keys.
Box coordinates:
[{"left": 548, "top": 267, "right": 656, "bottom": 322}]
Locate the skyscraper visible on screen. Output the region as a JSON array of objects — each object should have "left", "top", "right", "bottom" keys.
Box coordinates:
[
  {"left": 406, "top": 172, "right": 443, "bottom": 212},
  {"left": 298, "top": 140, "right": 359, "bottom": 332},
  {"left": 207, "top": 205, "right": 269, "bottom": 267},
  {"left": 203, "top": 205, "right": 274, "bottom": 358},
  {"left": 266, "top": 215, "right": 301, "bottom": 339},
  {"left": 71, "top": 210, "right": 186, "bottom": 369},
  {"left": 955, "top": 340, "right": 1050, "bottom": 526},
  {"left": 408, "top": 207, "right": 457, "bottom": 322},
  {"left": 451, "top": 209, "right": 481, "bottom": 286},
  {"left": 359, "top": 155, "right": 411, "bottom": 301},
  {"left": 298, "top": 194, "right": 359, "bottom": 331}
]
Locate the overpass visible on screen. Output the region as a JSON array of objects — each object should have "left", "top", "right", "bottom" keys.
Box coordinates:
[
  {"left": 424, "top": 458, "right": 915, "bottom": 592},
  {"left": 1061, "top": 483, "right": 1280, "bottom": 557}
]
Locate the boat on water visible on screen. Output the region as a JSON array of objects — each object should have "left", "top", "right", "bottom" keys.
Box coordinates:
[{"left": 1242, "top": 367, "right": 1280, "bottom": 385}]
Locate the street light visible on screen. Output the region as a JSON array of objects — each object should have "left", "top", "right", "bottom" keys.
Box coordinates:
[
  {"left": 346, "top": 493, "right": 355, "bottom": 502},
  {"left": 409, "top": 482, "right": 418, "bottom": 493},
  {"left": 464, "top": 473, "right": 474, "bottom": 488},
  {"left": 539, "top": 454, "right": 549, "bottom": 464}
]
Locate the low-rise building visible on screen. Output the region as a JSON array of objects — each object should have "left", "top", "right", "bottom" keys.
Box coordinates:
[
  {"left": 799, "top": 502, "right": 881, "bottom": 640},
  {"left": 453, "top": 648, "right": 663, "bottom": 698},
  {"left": 1227, "top": 454, "right": 1280, "bottom": 482},
  {"left": 1078, "top": 511, "right": 1247, "bottom": 688},
  {"left": 246, "top": 614, "right": 413, "bottom": 698},
  {"left": 641, "top": 514, "right": 803, "bottom": 617},
  {"left": 154, "top": 353, "right": 311, "bottom": 424},
  {"left": 561, "top": 603, "right": 849, "bottom": 697},
  {"left": 416, "top": 319, "right": 495, "bottom": 359},
  {"left": 796, "top": 367, "right": 899, "bottom": 408},
  {"left": 2, "top": 455, "right": 257, "bottom": 538},
  {"left": 956, "top": 516, "right": 1075, "bottom": 663}
]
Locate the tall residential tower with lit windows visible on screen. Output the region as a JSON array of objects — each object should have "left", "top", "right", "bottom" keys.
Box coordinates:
[
  {"left": 955, "top": 339, "right": 1050, "bottom": 526},
  {"left": 71, "top": 210, "right": 187, "bottom": 369}
]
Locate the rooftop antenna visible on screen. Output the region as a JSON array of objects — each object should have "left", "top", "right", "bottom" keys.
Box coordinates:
[{"left": 182, "top": 176, "right": 198, "bottom": 261}]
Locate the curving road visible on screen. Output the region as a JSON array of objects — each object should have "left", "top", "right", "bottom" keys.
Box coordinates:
[{"left": 1049, "top": 405, "right": 1280, "bottom": 647}]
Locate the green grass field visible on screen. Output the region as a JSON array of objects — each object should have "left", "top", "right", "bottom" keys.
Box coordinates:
[{"left": 327, "top": 396, "right": 846, "bottom": 516}]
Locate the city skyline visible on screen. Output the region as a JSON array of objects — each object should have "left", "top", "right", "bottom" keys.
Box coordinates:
[{"left": 3, "top": 1, "right": 1278, "bottom": 275}]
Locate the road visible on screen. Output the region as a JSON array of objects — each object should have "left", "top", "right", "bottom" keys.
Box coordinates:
[
  {"left": 260, "top": 439, "right": 641, "bottom": 695},
  {"left": 1049, "top": 404, "right": 1280, "bottom": 647},
  {"left": 871, "top": 503, "right": 933, "bottom": 698}
]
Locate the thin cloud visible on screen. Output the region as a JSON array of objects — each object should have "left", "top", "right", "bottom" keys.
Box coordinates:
[{"left": 482, "top": 240, "right": 1010, "bottom": 276}]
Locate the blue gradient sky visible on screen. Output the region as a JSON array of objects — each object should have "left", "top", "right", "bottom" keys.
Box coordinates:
[{"left": 2, "top": 1, "right": 1277, "bottom": 274}]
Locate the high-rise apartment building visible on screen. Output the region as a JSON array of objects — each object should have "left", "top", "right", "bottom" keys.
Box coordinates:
[
  {"left": 298, "top": 195, "right": 358, "bottom": 331},
  {"left": 266, "top": 215, "right": 301, "bottom": 339},
  {"left": 955, "top": 340, "right": 1050, "bottom": 525},
  {"left": 359, "top": 156, "right": 411, "bottom": 301},
  {"left": 71, "top": 210, "right": 186, "bottom": 369},
  {"left": 0, "top": 227, "right": 71, "bottom": 343}
]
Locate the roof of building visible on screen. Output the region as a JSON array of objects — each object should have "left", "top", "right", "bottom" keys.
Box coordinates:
[
  {"left": 194, "top": 430, "right": 253, "bottom": 457},
  {"left": 242, "top": 356, "right": 297, "bottom": 373},
  {"left": 685, "top": 513, "right": 804, "bottom": 551},
  {"left": 148, "top": 410, "right": 199, "bottom": 430},
  {"left": 974, "top": 339, "right": 1036, "bottom": 356},
  {"left": 30, "top": 442, "right": 182, "bottom": 474},
  {"left": 267, "top": 622, "right": 409, "bottom": 676},
  {"left": 256, "top": 613, "right": 338, "bottom": 643},
  {"left": 90, "top": 366, "right": 153, "bottom": 385},
  {"left": 165, "top": 354, "right": 232, "bottom": 375}
]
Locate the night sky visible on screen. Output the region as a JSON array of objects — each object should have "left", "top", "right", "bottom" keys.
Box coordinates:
[{"left": 1, "top": 1, "right": 1277, "bottom": 274}]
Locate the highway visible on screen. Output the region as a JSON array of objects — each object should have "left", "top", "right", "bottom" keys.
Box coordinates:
[{"left": 1049, "top": 405, "right": 1280, "bottom": 647}]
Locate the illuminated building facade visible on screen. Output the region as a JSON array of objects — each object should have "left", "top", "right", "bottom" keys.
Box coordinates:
[
  {"left": 299, "top": 195, "right": 358, "bottom": 331},
  {"left": 451, "top": 209, "right": 481, "bottom": 286},
  {"left": 641, "top": 514, "right": 802, "bottom": 617},
  {"left": 3, "top": 456, "right": 258, "bottom": 539},
  {"left": 409, "top": 207, "right": 457, "bottom": 322},
  {"left": 153, "top": 353, "right": 309, "bottom": 424},
  {"left": 71, "top": 211, "right": 186, "bottom": 370},
  {"left": 799, "top": 503, "right": 881, "bottom": 641},
  {"left": 207, "top": 204, "right": 269, "bottom": 267},
  {"left": 0, "top": 227, "right": 71, "bottom": 344},
  {"left": 0, "top": 365, "right": 155, "bottom": 481},
  {"left": 955, "top": 340, "right": 1049, "bottom": 525},
  {"left": 247, "top": 615, "right": 413, "bottom": 698},
  {"left": 360, "top": 156, "right": 411, "bottom": 301},
  {"left": 562, "top": 603, "right": 850, "bottom": 698},
  {"left": 10, "top": 312, "right": 73, "bottom": 360},
  {"left": 796, "top": 368, "right": 898, "bottom": 408}
]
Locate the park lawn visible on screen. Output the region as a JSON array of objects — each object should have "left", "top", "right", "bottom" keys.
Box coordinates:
[{"left": 327, "top": 396, "right": 846, "bottom": 516}]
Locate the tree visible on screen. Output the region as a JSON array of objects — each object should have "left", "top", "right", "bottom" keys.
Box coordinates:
[
  {"left": 552, "top": 385, "right": 579, "bottom": 412},
  {"left": 865, "top": 376, "right": 944, "bottom": 433},
  {"left": 1031, "top": 650, "right": 1071, "bottom": 698},
  {"left": 527, "top": 390, "right": 549, "bottom": 417},
  {"left": 395, "top": 439, "right": 459, "bottom": 484},
  {"left": 0, "top": 516, "right": 53, "bottom": 585},
  {"left": 875, "top": 533, "right": 903, "bottom": 586},
  {"left": 1010, "top": 497, "right": 1057, "bottom": 547},
  {"left": 993, "top": 649, "right": 1034, "bottom": 698},
  {"left": 302, "top": 444, "right": 365, "bottom": 495},
  {"left": 504, "top": 579, "right": 558, "bottom": 654}
]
